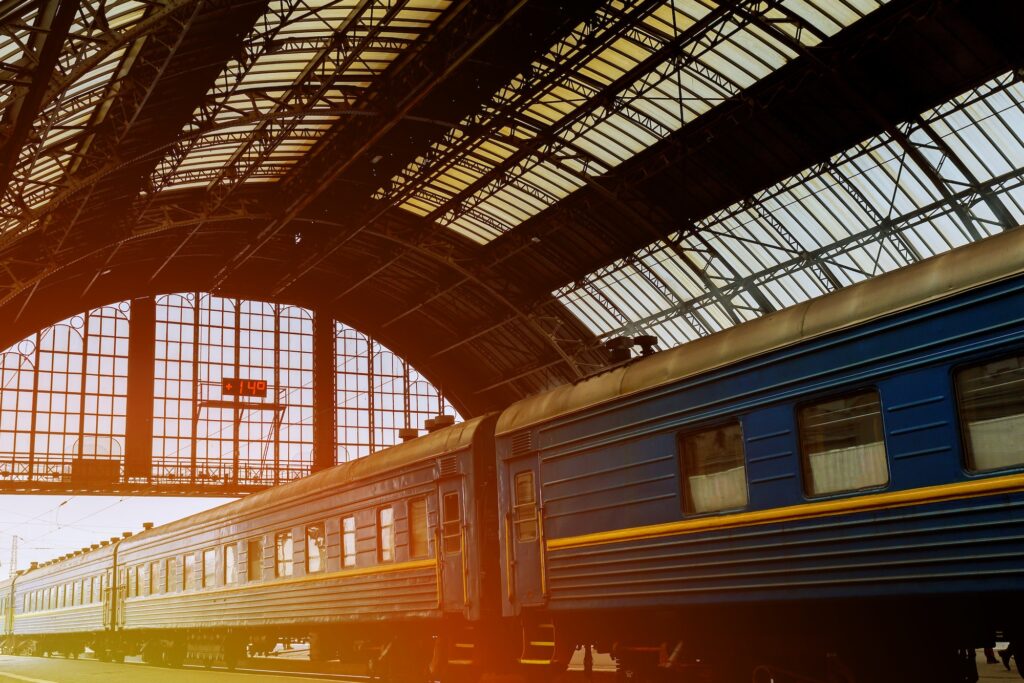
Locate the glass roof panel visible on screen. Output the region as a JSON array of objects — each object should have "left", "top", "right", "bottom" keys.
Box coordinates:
[
  {"left": 0, "top": 0, "right": 149, "bottom": 235},
  {"left": 150, "top": 0, "right": 452, "bottom": 195},
  {"left": 557, "top": 71, "right": 1024, "bottom": 348},
  {"left": 378, "top": 0, "right": 887, "bottom": 244}
]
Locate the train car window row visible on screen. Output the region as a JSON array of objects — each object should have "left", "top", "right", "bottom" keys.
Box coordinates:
[
  {"left": 678, "top": 421, "right": 747, "bottom": 514},
  {"left": 956, "top": 353, "right": 1024, "bottom": 472},
  {"left": 663, "top": 354, "right": 1024, "bottom": 515},
  {"left": 19, "top": 494, "right": 450, "bottom": 611}
]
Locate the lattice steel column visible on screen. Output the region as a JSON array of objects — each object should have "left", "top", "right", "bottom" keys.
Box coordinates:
[
  {"left": 124, "top": 296, "right": 156, "bottom": 479},
  {"left": 311, "top": 310, "right": 336, "bottom": 473}
]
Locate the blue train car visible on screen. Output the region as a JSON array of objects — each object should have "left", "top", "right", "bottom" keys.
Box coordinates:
[{"left": 495, "top": 226, "right": 1024, "bottom": 681}]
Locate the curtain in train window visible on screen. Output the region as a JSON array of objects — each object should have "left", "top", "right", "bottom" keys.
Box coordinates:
[
  {"left": 957, "top": 354, "right": 1024, "bottom": 471},
  {"left": 378, "top": 507, "right": 395, "bottom": 563},
  {"left": 247, "top": 538, "right": 263, "bottom": 581},
  {"left": 275, "top": 531, "right": 294, "bottom": 577},
  {"left": 678, "top": 422, "right": 748, "bottom": 514},
  {"left": 341, "top": 516, "right": 356, "bottom": 568},
  {"left": 306, "top": 523, "right": 326, "bottom": 573},
  {"left": 183, "top": 554, "right": 196, "bottom": 591},
  {"left": 408, "top": 498, "right": 429, "bottom": 559},
  {"left": 224, "top": 544, "right": 237, "bottom": 585},
  {"left": 203, "top": 549, "right": 216, "bottom": 588},
  {"left": 513, "top": 471, "right": 538, "bottom": 542},
  {"left": 799, "top": 390, "right": 888, "bottom": 496}
]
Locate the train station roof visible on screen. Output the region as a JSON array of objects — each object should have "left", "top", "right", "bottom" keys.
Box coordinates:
[{"left": 0, "top": 0, "right": 1023, "bottom": 416}]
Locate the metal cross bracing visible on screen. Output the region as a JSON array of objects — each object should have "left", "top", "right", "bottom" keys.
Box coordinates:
[
  {"left": 144, "top": 0, "right": 434, "bottom": 282},
  {"left": 198, "top": 0, "right": 530, "bottom": 291},
  {"left": 557, "top": 70, "right": 1024, "bottom": 349},
  {"left": 0, "top": 0, "right": 206, "bottom": 237}
]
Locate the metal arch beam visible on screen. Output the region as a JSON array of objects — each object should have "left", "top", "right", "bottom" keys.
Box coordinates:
[
  {"left": 206, "top": 0, "right": 533, "bottom": 293},
  {"left": 912, "top": 113, "right": 1018, "bottom": 231},
  {"left": 0, "top": 0, "right": 80, "bottom": 199},
  {"left": 263, "top": 0, "right": 662, "bottom": 301}
]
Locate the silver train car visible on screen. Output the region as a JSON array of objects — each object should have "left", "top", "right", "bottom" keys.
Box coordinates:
[
  {"left": 4, "top": 227, "right": 1024, "bottom": 682},
  {"left": 2, "top": 413, "right": 504, "bottom": 676}
]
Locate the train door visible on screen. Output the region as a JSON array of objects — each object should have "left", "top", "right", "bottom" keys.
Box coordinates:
[
  {"left": 437, "top": 477, "right": 468, "bottom": 612},
  {"left": 507, "top": 458, "right": 546, "bottom": 606}
]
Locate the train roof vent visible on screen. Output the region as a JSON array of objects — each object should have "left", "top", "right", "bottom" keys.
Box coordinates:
[
  {"left": 438, "top": 455, "right": 458, "bottom": 478},
  {"left": 511, "top": 431, "right": 534, "bottom": 456}
]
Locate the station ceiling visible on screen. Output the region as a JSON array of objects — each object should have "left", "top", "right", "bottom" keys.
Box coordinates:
[{"left": 0, "top": 0, "right": 1022, "bottom": 416}]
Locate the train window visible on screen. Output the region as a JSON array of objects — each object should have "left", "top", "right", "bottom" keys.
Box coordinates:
[
  {"left": 306, "top": 523, "right": 326, "bottom": 574},
  {"left": 678, "top": 422, "right": 748, "bottom": 514},
  {"left": 130, "top": 566, "right": 139, "bottom": 597},
  {"left": 203, "top": 548, "right": 216, "bottom": 588},
  {"left": 378, "top": 507, "right": 395, "bottom": 563},
  {"left": 74, "top": 580, "right": 82, "bottom": 606},
  {"left": 798, "top": 390, "right": 889, "bottom": 496},
  {"left": 183, "top": 553, "right": 196, "bottom": 591},
  {"left": 248, "top": 538, "right": 264, "bottom": 581},
  {"left": 442, "top": 492, "right": 461, "bottom": 554},
  {"left": 956, "top": 354, "right": 1024, "bottom": 472},
  {"left": 513, "top": 471, "right": 538, "bottom": 542},
  {"left": 275, "top": 531, "right": 294, "bottom": 578},
  {"left": 409, "top": 498, "right": 429, "bottom": 559},
  {"left": 164, "top": 558, "right": 173, "bottom": 593},
  {"left": 341, "top": 516, "right": 356, "bottom": 568},
  {"left": 224, "top": 544, "right": 237, "bottom": 585},
  {"left": 149, "top": 561, "right": 159, "bottom": 595}
]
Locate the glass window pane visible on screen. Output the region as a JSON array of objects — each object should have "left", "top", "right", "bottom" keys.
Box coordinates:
[
  {"left": 224, "top": 544, "right": 237, "bottom": 585},
  {"left": 957, "top": 354, "right": 1024, "bottom": 471},
  {"left": 799, "top": 390, "right": 888, "bottom": 496},
  {"left": 442, "top": 492, "right": 461, "bottom": 553},
  {"left": 275, "top": 531, "right": 293, "bottom": 577},
  {"left": 679, "top": 422, "right": 747, "bottom": 514},
  {"left": 306, "top": 523, "right": 325, "bottom": 573},
  {"left": 378, "top": 507, "right": 394, "bottom": 563},
  {"left": 203, "top": 549, "right": 216, "bottom": 588},
  {"left": 513, "top": 471, "right": 538, "bottom": 542},
  {"left": 341, "top": 516, "right": 356, "bottom": 568},
  {"left": 183, "top": 554, "right": 195, "bottom": 591},
  {"left": 248, "top": 538, "right": 263, "bottom": 582},
  {"left": 408, "top": 498, "right": 428, "bottom": 559}
]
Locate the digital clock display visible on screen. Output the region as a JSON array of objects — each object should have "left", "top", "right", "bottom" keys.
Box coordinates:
[{"left": 221, "top": 378, "right": 268, "bottom": 398}]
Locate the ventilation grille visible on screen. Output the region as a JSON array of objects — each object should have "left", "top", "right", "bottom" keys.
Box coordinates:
[
  {"left": 438, "top": 455, "right": 458, "bottom": 478},
  {"left": 510, "top": 431, "right": 534, "bottom": 456}
]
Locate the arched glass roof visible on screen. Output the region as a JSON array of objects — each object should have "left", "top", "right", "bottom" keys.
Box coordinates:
[
  {"left": 1, "top": 0, "right": 1022, "bottom": 411},
  {"left": 376, "top": 0, "right": 889, "bottom": 243},
  {"left": 555, "top": 70, "right": 1024, "bottom": 347}
]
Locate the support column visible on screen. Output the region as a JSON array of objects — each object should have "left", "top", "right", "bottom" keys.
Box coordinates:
[
  {"left": 312, "top": 311, "right": 336, "bottom": 473},
  {"left": 124, "top": 296, "right": 156, "bottom": 479}
]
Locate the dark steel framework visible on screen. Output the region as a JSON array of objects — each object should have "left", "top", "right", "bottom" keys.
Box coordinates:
[
  {"left": 0, "top": 294, "right": 456, "bottom": 495},
  {"left": 0, "top": 0, "right": 1022, "bottom": 440}
]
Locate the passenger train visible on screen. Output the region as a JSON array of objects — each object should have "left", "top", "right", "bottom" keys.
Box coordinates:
[{"left": 3, "top": 226, "right": 1024, "bottom": 682}]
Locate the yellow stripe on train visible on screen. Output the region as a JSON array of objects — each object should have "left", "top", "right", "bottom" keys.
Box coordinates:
[{"left": 547, "top": 472, "right": 1024, "bottom": 551}]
